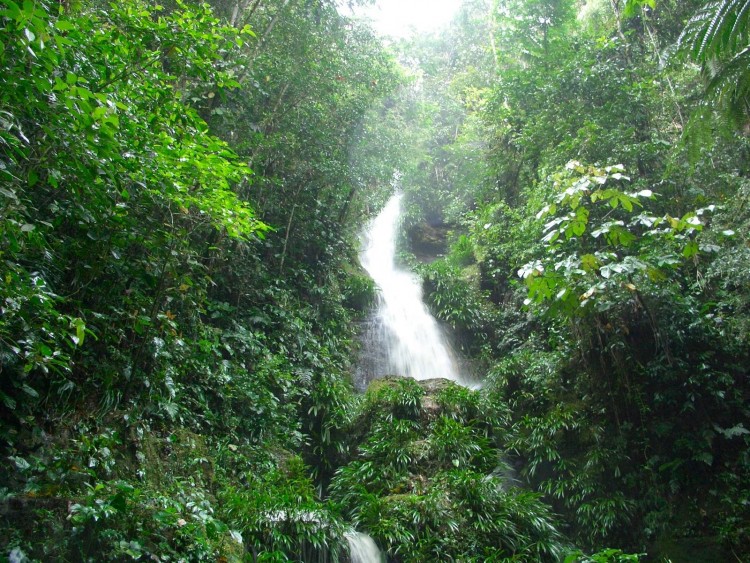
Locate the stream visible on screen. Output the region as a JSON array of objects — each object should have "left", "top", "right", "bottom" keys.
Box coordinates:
[
  {"left": 345, "top": 532, "right": 384, "bottom": 563},
  {"left": 347, "top": 192, "right": 474, "bottom": 562},
  {"left": 356, "top": 192, "right": 469, "bottom": 388}
]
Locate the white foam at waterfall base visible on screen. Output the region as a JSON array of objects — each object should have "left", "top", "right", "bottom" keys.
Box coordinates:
[
  {"left": 360, "top": 192, "right": 468, "bottom": 385},
  {"left": 345, "top": 531, "right": 383, "bottom": 563}
]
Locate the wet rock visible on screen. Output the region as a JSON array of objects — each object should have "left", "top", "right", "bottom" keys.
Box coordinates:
[{"left": 407, "top": 222, "right": 450, "bottom": 263}]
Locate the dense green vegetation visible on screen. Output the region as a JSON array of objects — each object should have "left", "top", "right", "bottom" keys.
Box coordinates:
[
  {"left": 396, "top": 0, "right": 750, "bottom": 560},
  {"left": 0, "top": 0, "right": 401, "bottom": 559},
  {"left": 330, "top": 377, "right": 566, "bottom": 561},
  {"left": 1, "top": 0, "right": 748, "bottom": 561}
]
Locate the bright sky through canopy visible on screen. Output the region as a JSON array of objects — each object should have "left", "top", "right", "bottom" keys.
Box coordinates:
[{"left": 349, "top": 0, "right": 462, "bottom": 38}]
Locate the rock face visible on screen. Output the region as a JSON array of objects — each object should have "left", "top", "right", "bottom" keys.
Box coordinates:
[
  {"left": 407, "top": 222, "right": 450, "bottom": 263},
  {"left": 414, "top": 378, "right": 453, "bottom": 419},
  {"left": 363, "top": 376, "right": 458, "bottom": 422},
  {"left": 353, "top": 315, "right": 392, "bottom": 392},
  {"left": 415, "top": 377, "right": 455, "bottom": 395}
]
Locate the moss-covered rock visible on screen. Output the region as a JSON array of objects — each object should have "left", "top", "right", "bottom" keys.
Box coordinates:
[
  {"left": 329, "top": 376, "right": 564, "bottom": 561},
  {"left": 341, "top": 264, "right": 378, "bottom": 312}
]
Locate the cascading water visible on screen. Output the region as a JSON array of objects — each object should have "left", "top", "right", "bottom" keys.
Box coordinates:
[
  {"left": 357, "top": 192, "right": 467, "bottom": 387},
  {"left": 345, "top": 531, "right": 383, "bottom": 563}
]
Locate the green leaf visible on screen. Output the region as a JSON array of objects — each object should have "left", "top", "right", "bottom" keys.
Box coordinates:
[
  {"left": 581, "top": 254, "right": 599, "bottom": 271},
  {"left": 77, "top": 86, "right": 93, "bottom": 100},
  {"left": 10, "top": 456, "right": 30, "bottom": 471},
  {"left": 621, "top": 196, "right": 634, "bottom": 212},
  {"left": 623, "top": 0, "right": 655, "bottom": 18},
  {"left": 71, "top": 317, "right": 85, "bottom": 347},
  {"left": 21, "top": 383, "right": 39, "bottom": 398},
  {"left": 109, "top": 491, "right": 128, "bottom": 511},
  {"left": 714, "top": 424, "right": 750, "bottom": 438},
  {"left": 0, "top": 1, "right": 21, "bottom": 21},
  {"left": 55, "top": 19, "right": 75, "bottom": 31},
  {"left": 0, "top": 390, "right": 16, "bottom": 410},
  {"left": 103, "top": 114, "right": 119, "bottom": 128},
  {"left": 682, "top": 240, "right": 699, "bottom": 258}
]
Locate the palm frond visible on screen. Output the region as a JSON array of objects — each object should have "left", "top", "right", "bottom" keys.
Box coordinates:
[
  {"left": 705, "top": 45, "right": 750, "bottom": 125},
  {"left": 701, "top": 0, "right": 734, "bottom": 58},
  {"left": 679, "top": 0, "right": 750, "bottom": 60},
  {"left": 729, "top": 0, "right": 750, "bottom": 48},
  {"left": 678, "top": 1, "right": 750, "bottom": 127}
]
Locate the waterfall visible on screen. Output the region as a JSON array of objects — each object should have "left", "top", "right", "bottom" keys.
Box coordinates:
[
  {"left": 357, "top": 192, "right": 466, "bottom": 386},
  {"left": 345, "top": 532, "right": 383, "bottom": 563}
]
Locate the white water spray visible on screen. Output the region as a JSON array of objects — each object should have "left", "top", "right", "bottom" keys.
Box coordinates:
[
  {"left": 359, "top": 192, "right": 464, "bottom": 384},
  {"left": 346, "top": 531, "right": 383, "bottom": 563}
]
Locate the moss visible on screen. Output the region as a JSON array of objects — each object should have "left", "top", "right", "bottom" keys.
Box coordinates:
[
  {"left": 365, "top": 376, "right": 404, "bottom": 397},
  {"left": 342, "top": 264, "right": 378, "bottom": 312}
]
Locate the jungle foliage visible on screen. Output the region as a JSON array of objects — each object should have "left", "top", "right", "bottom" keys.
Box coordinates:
[
  {"left": 329, "top": 377, "right": 566, "bottom": 562},
  {"left": 0, "top": 0, "right": 401, "bottom": 560},
  {"left": 397, "top": 0, "right": 750, "bottom": 560}
]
